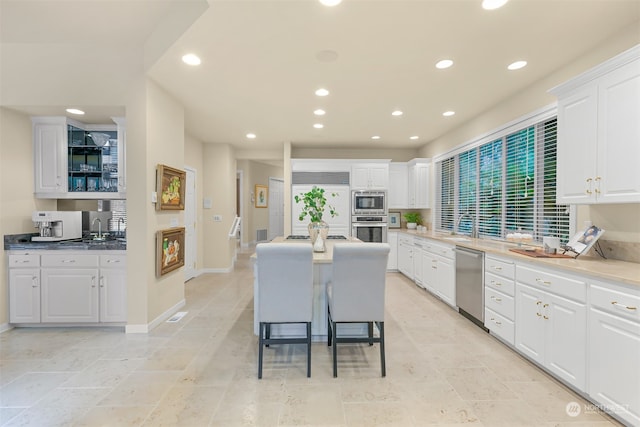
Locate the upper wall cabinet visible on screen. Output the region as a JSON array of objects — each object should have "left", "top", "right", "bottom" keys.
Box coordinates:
[
  {"left": 550, "top": 45, "right": 640, "bottom": 204},
  {"left": 351, "top": 162, "right": 389, "bottom": 190},
  {"left": 388, "top": 159, "right": 430, "bottom": 209},
  {"left": 388, "top": 162, "right": 408, "bottom": 209},
  {"left": 33, "top": 117, "right": 126, "bottom": 199}
]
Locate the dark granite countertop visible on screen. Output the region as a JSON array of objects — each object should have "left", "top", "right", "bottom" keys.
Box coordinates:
[{"left": 4, "top": 233, "right": 126, "bottom": 251}]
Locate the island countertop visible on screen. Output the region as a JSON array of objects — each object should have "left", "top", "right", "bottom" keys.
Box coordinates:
[{"left": 251, "top": 236, "right": 361, "bottom": 263}]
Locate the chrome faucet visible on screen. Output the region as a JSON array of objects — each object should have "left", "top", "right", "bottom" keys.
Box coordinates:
[
  {"left": 92, "top": 218, "right": 102, "bottom": 240},
  {"left": 456, "top": 212, "right": 477, "bottom": 238}
]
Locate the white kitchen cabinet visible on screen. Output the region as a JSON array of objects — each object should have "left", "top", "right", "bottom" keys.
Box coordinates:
[
  {"left": 292, "top": 184, "right": 350, "bottom": 237},
  {"left": 386, "top": 231, "right": 398, "bottom": 271},
  {"left": 9, "top": 267, "right": 41, "bottom": 323},
  {"left": 551, "top": 46, "right": 640, "bottom": 204},
  {"left": 351, "top": 162, "right": 389, "bottom": 190},
  {"left": 515, "top": 264, "right": 587, "bottom": 390},
  {"left": 408, "top": 160, "right": 430, "bottom": 208},
  {"left": 99, "top": 254, "right": 127, "bottom": 322},
  {"left": 588, "top": 280, "right": 640, "bottom": 427},
  {"left": 388, "top": 163, "right": 408, "bottom": 209},
  {"left": 412, "top": 237, "right": 426, "bottom": 288},
  {"left": 484, "top": 255, "right": 516, "bottom": 345},
  {"left": 32, "top": 116, "right": 126, "bottom": 199},
  {"left": 421, "top": 240, "right": 455, "bottom": 307},
  {"left": 33, "top": 117, "right": 67, "bottom": 195},
  {"left": 397, "top": 234, "right": 414, "bottom": 280},
  {"left": 41, "top": 267, "right": 99, "bottom": 323}
]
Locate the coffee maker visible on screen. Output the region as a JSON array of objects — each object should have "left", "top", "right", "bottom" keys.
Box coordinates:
[{"left": 32, "top": 211, "right": 82, "bottom": 242}]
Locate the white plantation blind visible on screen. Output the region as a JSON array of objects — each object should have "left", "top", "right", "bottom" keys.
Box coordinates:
[{"left": 436, "top": 116, "right": 570, "bottom": 243}]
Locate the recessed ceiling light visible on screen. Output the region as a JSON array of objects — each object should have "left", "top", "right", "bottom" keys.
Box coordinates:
[
  {"left": 315, "top": 88, "right": 329, "bottom": 97},
  {"left": 319, "top": 0, "right": 342, "bottom": 5},
  {"left": 371, "top": 136, "right": 381, "bottom": 140},
  {"left": 182, "top": 53, "right": 201, "bottom": 66},
  {"left": 482, "top": 0, "right": 508, "bottom": 10},
  {"left": 435, "top": 59, "right": 453, "bottom": 69},
  {"left": 314, "top": 109, "right": 326, "bottom": 116},
  {"left": 443, "top": 111, "right": 456, "bottom": 117},
  {"left": 391, "top": 110, "right": 403, "bottom": 116},
  {"left": 246, "top": 133, "right": 256, "bottom": 139},
  {"left": 508, "top": 60, "right": 527, "bottom": 70},
  {"left": 410, "top": 136, "right": 419, "bottom": 140},
  {"left": 313, "top": 123, "right": 324, "bottom": 129},
  {"left": 66, "top": 108, "right": 84, "bottom": 115}
]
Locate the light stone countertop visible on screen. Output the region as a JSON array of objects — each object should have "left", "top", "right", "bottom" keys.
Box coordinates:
[
  {"left": 395, "top": 229, "right": 640, "bottom": 288},
  {"left": 257, "top": 236, "right": 361, "bottom": 264}
]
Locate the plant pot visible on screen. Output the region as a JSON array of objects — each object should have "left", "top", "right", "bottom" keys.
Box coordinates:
[
  {"left": 308, "top": 221, "right": 329, "bottom": 252},
  {"left": 407, "top": 222, "right": 417, "bottom": 229}
]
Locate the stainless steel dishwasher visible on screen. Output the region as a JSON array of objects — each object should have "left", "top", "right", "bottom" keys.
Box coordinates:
[{"left": 455, "top": 246, "right": 486, "bottom": 330}]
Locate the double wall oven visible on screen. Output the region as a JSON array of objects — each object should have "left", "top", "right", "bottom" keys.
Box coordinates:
[{"left": 351, "top": 190, "right": 387, "bottom": 243}]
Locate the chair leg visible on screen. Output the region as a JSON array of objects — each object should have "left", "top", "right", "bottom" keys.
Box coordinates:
[
  {"left": 379, "top": 321, "right": 386, "bottom": 377},
  {"left": 332, "top": 320, "right": 338, "bottom": 377},
  {"left": 327, "top": 307, "right": 332, "bottom": 347},
  {"left": 306, "top": 322, "right": 312, "bottom": 378},
  {"left": 258, "top": 322, "right": 265, "bottom": 379},
  {"left": 368, "top": 322, "right": 374, "bottom": 346},
  {"left": 265, "top": 323, "right": 271, "bottom": 347}
]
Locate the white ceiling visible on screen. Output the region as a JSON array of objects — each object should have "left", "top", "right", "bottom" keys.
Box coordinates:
[{"left": 2, "top": 0, "right": 639, "bottom": 153}]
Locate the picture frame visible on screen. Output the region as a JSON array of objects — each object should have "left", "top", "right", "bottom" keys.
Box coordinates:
[
  {"left": 388, "top": 212, "right": 401, "bottom": 228},
  {"left": 157, "top": 227, "right": 185, "bottom": 276},
  {"left": 156, "top": 164, "right": 186, "bottom": 211},
  {"left": 255, "top": 184, "right": 268, "bottom": 208}
]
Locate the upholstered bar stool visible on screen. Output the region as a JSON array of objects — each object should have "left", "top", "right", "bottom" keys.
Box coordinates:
[
  {"left": 256, "top": 242, "right": 313, "bottom": 379},
  {"left": 327, "top": 242, "right": 390, "bottom": 377}
]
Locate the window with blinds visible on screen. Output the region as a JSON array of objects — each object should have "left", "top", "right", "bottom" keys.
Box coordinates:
[{"left": 436, "top": 117, "right": 570, "bottom": 243}]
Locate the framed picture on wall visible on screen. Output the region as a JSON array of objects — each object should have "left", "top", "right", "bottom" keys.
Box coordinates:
[
  {"left": 156, "top": 164, "right": 186, "bottom": 211},
  {"left": 255, "top": 184, "right": 268, "bottom": 208},
  {"left": 157, "top": 227, "right": 185, "bottom": 276}
]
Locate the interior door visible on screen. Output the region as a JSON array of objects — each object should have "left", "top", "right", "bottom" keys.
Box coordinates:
[
  {"left": 268, "top": 177, "right": 284, "bottom": 240},
  {"left": 184, "top": 167, "right": 197, "bottom": 281}
]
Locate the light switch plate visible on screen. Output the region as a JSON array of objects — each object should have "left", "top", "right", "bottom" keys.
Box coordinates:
[
  {"left": 170, "top": 218, "right": 179, "bottom": 227},
  {"left": 213, "top": 215, "right": 222, "bottom": 222}
]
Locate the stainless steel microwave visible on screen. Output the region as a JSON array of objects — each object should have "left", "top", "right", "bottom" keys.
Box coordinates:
[{"left": 352, "top": 190, "right": 386, "bottom": 215}]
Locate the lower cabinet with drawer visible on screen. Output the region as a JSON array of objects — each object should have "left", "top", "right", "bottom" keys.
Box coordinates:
[
  {"left": 8, "top": 251, "right": 127, "bottom": 325},
  {"left": 515, "top": 263, "right": 587, "bottom": 390},
  {"left": 484, "top": 255, "right": 516, "bottom": 345},
  {"left": 588, "top": 279, "right": 640, "bottom": 427}
]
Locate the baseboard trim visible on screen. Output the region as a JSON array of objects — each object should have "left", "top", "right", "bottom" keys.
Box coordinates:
[
  {"left": 125, "top": 298, "right": 186, "bottom": 334},
  {"left": 0, "top": 323, "right": 13, "bottom": 334}
]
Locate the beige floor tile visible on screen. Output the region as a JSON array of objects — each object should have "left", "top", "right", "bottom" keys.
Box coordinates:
[
  {"left": 471, "top": 400, "right": 546, "bottom": 426},
  {"left": 1, "top": 405, "right": 89, "bottom": 427},
  {"left": 343, "top": 401, "right": 413, "bottom": 426},
  {"left": 442, "top": 366, "right": 518, "bottom": 401},
  {"left": 0, "top": 372, "right": 72, "bottom": 407},
  {"left": 98, "top": 371, "right": 180, "bottom": 406},
  {"left": 279, "top": 383, "right": 346, "bottom": 426},
  {"left": 210, "top": 402, "right": 283, "bottom": 427},
  {"left": 141, "top": 384, "right": 226, "bottom": 426},
  {"left": 74, "top": 405, "right": 154, "bottom": 427}
]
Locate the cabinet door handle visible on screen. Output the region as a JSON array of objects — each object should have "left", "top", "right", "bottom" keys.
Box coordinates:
[
  {"left": 535, "top": 278, "right": 551, "bottom": 286},
  {"left": 543, "top": 303, "right": 549, "bottom": 320},
  {"left": 586, "top": 177, "right": 592, "bottom": 183},
  {"left": 490, "top": 318, "right": 501, "bottom": 326},
  {"left": 586, "top": 189, "right": 592, "bottom": 195},
  {"left": 91, "top": 276, "right": 96, "bottom": 287},
  {"left": 611, "top": 301, "right": 637, "bottom": 311},
  {"left": 491, "top": 296, "right": 502, "bottom": 302},
  {"left": 32, "top": 276, "right": 38, "bottom": 288},
  {"left": 99, "top": 276, "right": 105, "bottom": 288}
]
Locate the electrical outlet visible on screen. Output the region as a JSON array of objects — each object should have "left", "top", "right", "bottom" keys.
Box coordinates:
[{"left": 213, "top": 215, "right": 222, "bottom": 222}]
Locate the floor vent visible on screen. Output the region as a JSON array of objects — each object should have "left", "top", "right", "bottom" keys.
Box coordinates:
[
  {"left": 166, "top": 311, "right": 188, "bottom": 323},
  {"left": 257, "top": 229, "right": 267, "bottom": 242}
]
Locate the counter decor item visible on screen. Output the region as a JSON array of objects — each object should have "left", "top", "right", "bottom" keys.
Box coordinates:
[
  {"left": 255, "top": 184, "right": 268, "bottom": 208},
  {"left": 388, "top": 212, "right": 401, "bottom": 229},
  {"left": 403, "top": 212, "right": 421, "bottom": 229},
  {"left": 294, "top": 186, "right": 337, "bottom": 252},
  {"left": 563, "top": 225, "right": 606, "bottom": 258},
  {"left": 156, "top": 164, "right": 185, "bottom": 211},
  {"left": 157, "top": 227, "right": 185, "bottom": 276}
]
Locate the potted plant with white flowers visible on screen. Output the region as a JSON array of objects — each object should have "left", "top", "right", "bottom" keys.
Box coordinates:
[{"left": 294, "top": 186, "right": 338, "bottom": 252}]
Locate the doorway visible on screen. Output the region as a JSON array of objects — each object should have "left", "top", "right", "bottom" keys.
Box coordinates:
[
  {"left": 268, "top": 177, "right": 284, "bottom": 240},
  {"left": 184, "top": 166, "right": 197, "bottom": 281}
]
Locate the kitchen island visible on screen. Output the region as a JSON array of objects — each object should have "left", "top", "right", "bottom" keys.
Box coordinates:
[{"left": 252, "top": 236, "right": 367, "bottom": 341}]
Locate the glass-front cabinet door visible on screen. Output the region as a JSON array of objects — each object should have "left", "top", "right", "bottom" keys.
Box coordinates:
[{"left": 67, "top": 125, "right": 119, "bottom": 194}]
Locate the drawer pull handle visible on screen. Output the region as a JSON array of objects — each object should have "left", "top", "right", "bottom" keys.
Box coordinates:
[
  {"left": 491, "top": 280, "right": 502, "bottom": 286},
  {"left": 492, "top": 266, "right": 502, "bottom": 271},
  {"left": 107, "top": 259, "right": 120, "bottom": 263},
  {"left": 62, "top": 259, "right": 76, "bottom": 263},
  {"left": 490, "top": 318, "right": 501, "bottom": 326},
  {"left": 535, "top": 278, "right": 551, "bottom": 286},
  {"left": 611, "top": 301, "right": 637, "bottom": 311},
  {"left": 491, "top": 296, "right": 502, "bottom": 302}
]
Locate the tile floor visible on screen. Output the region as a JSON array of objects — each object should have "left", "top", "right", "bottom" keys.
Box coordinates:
[{"left": 0, "top": 249, "right": 623, "bottom": 426}]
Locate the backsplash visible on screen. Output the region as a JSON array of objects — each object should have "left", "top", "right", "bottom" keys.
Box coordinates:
[{"left": 598, "top": 239, "right": 640, "bottom": 263}]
